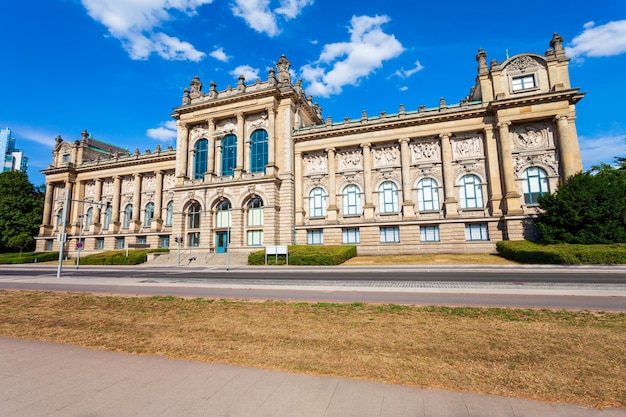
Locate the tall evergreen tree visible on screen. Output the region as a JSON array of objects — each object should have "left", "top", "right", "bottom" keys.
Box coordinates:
[
  {"left": 0, "top": 171, "right": 44, "bottom": 252},
  {"left": 534, "top": 164, "right": 626, "bottom": 244}
]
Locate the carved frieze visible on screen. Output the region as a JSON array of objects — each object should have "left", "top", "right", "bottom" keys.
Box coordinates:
[
  {"left": 164, "top": 173, "right": 176, "bottom": 189},
  {"left": 452, "top": 135, "right": 483, "bottom": 160},
  {"left": 143, "top": 175, "right": 156, "bottom": 191},
  {"left": 410, "top": 140, "right": 440, "bottom": 163},
  {"left": 514, "top": 151, "right": 559, "bottom": 177},
  {"left": 85, "top": 182, "right": 95, "bottom": 197},
  {"left": 190, "top": 125, "right": 209, "bottom": 141},
  {"left": 218, "top": 119, "right": 237, "bottom": 136},
  {"left": 338, "top": 149, "right": 362, "bottom": 171},
  {"left": 304, "top": 152, "right": 327, "bottom": 175},
  {"left": 454, "top": 161, "right": 485, "bottom": 178},
  {"left": 373, "top": 145, "right": 399, "bottom": 168},
  {"left": 507, "top": 55, "right": 539, "bottom": 72},
  {"left": 512, "top": 124, "right": 548, "bottom": 150},
  {"left": 247, "top": 112, "right": 268, "bottom": 131},
  {"left": 103, "top": 180, "right": 114, "bottom": 196},
  {"left": 122, "top": 177, "right": 134, "bottom": 194}
]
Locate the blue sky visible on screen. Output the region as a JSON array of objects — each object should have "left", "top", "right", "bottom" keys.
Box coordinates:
[{"left": 2, "top": 0, "right": 626, "bottom": 186}]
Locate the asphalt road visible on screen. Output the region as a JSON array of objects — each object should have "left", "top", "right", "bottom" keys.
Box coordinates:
[{"left": 0, "top": 264, "right": 625, "bottom": 310}]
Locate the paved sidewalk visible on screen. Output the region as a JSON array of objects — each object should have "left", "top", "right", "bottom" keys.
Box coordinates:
[{"left": 1, "top": 337, "right": 624, "bottom": 417}]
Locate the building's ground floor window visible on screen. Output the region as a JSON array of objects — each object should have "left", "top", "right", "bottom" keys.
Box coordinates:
[
  {"left": 307, "top": 229, "right": 323, "bottom": 245},
  {"left": 247, "top": 230, "right": 263, "bottom": 246},
  {"left": 159, "top": 235, "right": 170, "bottom": 248},
  {"left": 380, "top": 226, "right": 400, "bottom": 243},
  {"left": 342, "top": 228, "right": 360, "bottom": 244},
  {"left": 187, "top": 232, "right": 200, "bottom": 247},
  {"left": 115, "top": 237, "right": 125, "bottom": 249},
  {"left": 136, "top": 236, "right": 147, "bottom": 245},
  {"left": 45, "top": 239, "right": 54, "bottom": 251},
  {"left": 465, "top": 223, "right": 489, "bottom": 241},
  {"left": 420, "top": 225, "right": 440, "bottom": 242},
  {"left": 96, "top": 238, "right": 104, "bottom": 250}
]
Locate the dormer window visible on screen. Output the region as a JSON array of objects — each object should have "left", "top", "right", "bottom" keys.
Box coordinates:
[
  {"left": 512, "top": 75, "right": 536, "bottom": 91},
  {"left": 62, "top": 154, "right": 70, "bottom": 163}
]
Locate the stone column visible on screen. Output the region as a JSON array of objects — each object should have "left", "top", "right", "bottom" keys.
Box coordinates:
[
  {"left": 70, "top": 179, "right": 83, "bottom": 234},
  {"left": 42, "top": 183, "right": 54, "bottom": 226},
  {"left": 361, "top": 143, "right": 375, "bottom": 220},
  {"left": 207, "top": 118, "right": 215, "bottom": 177},
  {"left": 482, "top": 126, "right": 503, "bottom": 216},
  {"left": 215, "top": 138, "right": 223, "bottom": 176},
  {"left": 154, "top": 171, "right": 164, "bottom": 229},
  {"left": 326, "top": 148, "right": 338, "bottom": 222},
  {"left": 94, "top": 178, "right": 103, "bottom": 227},
  {"left": 497, "top": 122, "right": 522, "bottom": 214},
  {"left": 294, "top": 151, "right": 304, "bottom": 224},
  {"left": 132, "top": 173, "right": 142, "bottom": 226},
  {"left": 235, "top": 112, "right": 245, "bottom": 178},
  {"left": 266, "top": 106, "right": 277, "bottom": 176},
  {"left": 440, "top": 133, "right": 458, "bottom": 218},
  {"left": 399, "top": 138, "right": 415, "bottom": 218},
  {"left": 555, "top": 115, "right": 583, "bottom": 180},
  {"left": 176, "top": 121, "right": 189, "bottom": 183},
  {"left": 112, "top": 176, "right": 122, "bottom": 227}
]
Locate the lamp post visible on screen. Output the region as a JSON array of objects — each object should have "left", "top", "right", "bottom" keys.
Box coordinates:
[{"left": 76, "top": 212, "right": 85, "bottom": 269}]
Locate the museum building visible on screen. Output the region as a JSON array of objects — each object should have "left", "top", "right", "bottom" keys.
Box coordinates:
[{"left": 35, "top": 33, "right": 584, "bottom": 259}]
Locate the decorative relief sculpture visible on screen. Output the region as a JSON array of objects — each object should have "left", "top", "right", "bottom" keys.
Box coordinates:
[
  {"left": 338, "top": 149, "right": 362, "bottom": 171},
  {"left": 103, "top": 181, "right": 114, "bottom": 196},
  {"left": 190, "top": 125, "right": 209, "bottom": 140},
  {"left": 512, "top": 125, "right": 546, "bottom": 149},
  {"left": 143, "top": 175, "right": 156, "bottom": 191},
  {"left": 85, "top": 182, "right": 95, "bottom": 197},
  {"left": 514, "top": 152, "right": 559, "bottom": 176},
  {"left": 122, "top": 178, "right": 134, "bottom": 194},
  {"left": 452, "top": 136, "right": 482, "bottom": 159},
  {"left": 164, "top": 173, "right": 176, "bottom": 189},
  {"left": 507, "top": 55, "right": 539, "bottom": 71},
  {"left": 221, "top": 119, "right": 236, "bottom": 135},
  {"left": 248, "top": 112, "right": 268, "bottom": 130},
  {"left": 304, "top": 153, "right": 327, "bottom": 174},
  {"left": 410, "top": 140, "right": 439, "bottom": 162},
  {"left": 373, "top": 145, "right": 399, "bottom": 167}
]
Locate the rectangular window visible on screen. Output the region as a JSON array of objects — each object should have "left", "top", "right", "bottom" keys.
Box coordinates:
[
  {"left": 420, "top": 226, "right": 440, "bottom": 242},
  {"left": 380, "top": 226, "right": 400, "bottom": 243},
  {"left": 96, "top": 238, "right": 104, "bottom": 250},
  {"left": 159, "top": 235, "right": 170, "bottom": 248},
  {"left": 45, "top": 239, "right": 54, "bottom": 251},
  {"left": 247, "top": 230, "right": 263, "bottom": 246},
  {"left": 136, "top": 236, "right": 147, "bottom": 245},
  {"left": 465, "top": 223, "right": 489, "bottom": 241},
  {"left": 512, "top": 75, "right": 535, "bottom": 91},
  {"left": 307, "top": 230, "right": 323, "bottom": 245},
  {"left": 342, "top": 228, "right": 360, "bottom": 244},
  {"left": 115, "top": 237, "right": 125, "bottom": 249},
  {"left": 187, "top": 232, "right": 200, "bottom": 247},
  {"left": 62, "top": 154, "right": 70, "bottom": 163}
]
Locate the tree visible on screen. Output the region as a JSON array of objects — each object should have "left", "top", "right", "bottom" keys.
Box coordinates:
[
  {"left": 534, "top": 164, "right": 626, "bottom": 244},
  {"left": 0, "top": 171, "right": 44, "bottom": 252},
  {"left": 7, "top": 233, "right": 34, "bottom": 257}
]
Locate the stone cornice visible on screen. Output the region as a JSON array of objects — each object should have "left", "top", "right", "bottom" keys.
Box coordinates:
[{"left": 487, "top": 88, "right": 585, "bottom": 112}]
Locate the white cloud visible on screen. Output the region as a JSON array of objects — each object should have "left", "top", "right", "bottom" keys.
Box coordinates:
[
  {"left": 81, "top": 0, "right": 212, "bottom": 61},
  {"left": 147, "top": 120, "right": 177, "bottom": 141},
  {"left": 275, "top": 0, "right": 314, "bottom": 19},
  {"left": 393, "top": 60, "right": 424, "bottom": 79},
  {"left": 565, "top": 20, "right": 626, "bottom": 60},
  {"left": 230, "top": 65, "right": 261, "bottom": 82},
  {"left": 300, "top": 15, "right": 404, "bottom": 97},
  {"left": 579, "top": 133, "right": 626, "bottom": 169},
  {"left": 231, "top": 0, "right": 279, "bottom": 37},
  {"left": 210, "top": 47, "right": 230, "bottom": 62},
  {"left": 399, "top": 86, "right": 408, "bottom": 91}
]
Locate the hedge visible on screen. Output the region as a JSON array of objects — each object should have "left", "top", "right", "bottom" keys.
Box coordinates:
[
  {"left": 496, "top": 241, "right": 626, "bottom": 264},
  {"left": 248, "top": 245, "right": 357, "bottom": 265}
]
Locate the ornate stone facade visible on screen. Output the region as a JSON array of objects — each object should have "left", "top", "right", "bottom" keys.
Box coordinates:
[{"left": 37, "top": 33, "right": 583, "bottom": 258}]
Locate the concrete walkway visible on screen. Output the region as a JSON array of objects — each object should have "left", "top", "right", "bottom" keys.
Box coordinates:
[{"left": 1, "top": 337, "right": 623, "bottom": 417}]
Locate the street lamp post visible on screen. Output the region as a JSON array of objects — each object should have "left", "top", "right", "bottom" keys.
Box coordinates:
[{"left": 76, "top": 212, "right": 85, "bottom": 269}]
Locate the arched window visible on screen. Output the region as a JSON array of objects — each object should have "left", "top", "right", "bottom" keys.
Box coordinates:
[
  {"left": 247, "top": 197, "right": 264, "bottom": 226},
  {"left": 165, "top": 201, "right": 174, "bottom": 226},
  {"left": 123, "top": 204, "right": 133, "bottom": 228},
  {"left": 342, "top": 184, "right": 361, "bottom": 216},
  {"left": 417, "top": 178, "right": 440, "bottom": 211},
  {"left": 250, "top": 130, "right": 268, "bottom": 173},
  {"left": 378, "top": 181, "right": 399, "bottom": 214},
  {"left": 216, "top": 200, "right": 231, "bottom": 228},
  {"left": 459, "top": 175, "right": 484, "bottom": 209},
  {"left": 523, "top": 167, "right": 549, "bottom": 204},
  {"left": 187, "top": 202, "right": 201, "bottom": 229},
  {"left": 103, "top": 205, "right": 112, "bottom": 229},
  {"left": 85, "top": 207, "right": 93, "bottom": 231},
  {"left": 144, "top": 202, "right": 155, "bottom": 227},
  {"left": 309, "top": 187, "right": 327, "bottom": 218},
  {"left": 193, "top": 139, "right": 208, "bottom": 179},
  {"left": 221, "top": 134, "right": 237, "bottom": 176}
]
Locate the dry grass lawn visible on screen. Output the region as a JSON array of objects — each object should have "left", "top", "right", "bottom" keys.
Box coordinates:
[{"left": 0, "top": 290, "right": 624, "bottom": 408}]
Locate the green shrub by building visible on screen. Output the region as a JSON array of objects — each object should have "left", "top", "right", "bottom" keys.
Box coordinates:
[
  {"left": 77, "top": 249, "right": 169, "bottom": 265},
  {"left": 496, "top": 241, "right": 626, "bottom": 264},
  {"left": 248, "top": 245, "right": 357, "bottom": 265},
  {"left": 0, "top": 252, "right": 59, "bottom": 264}
]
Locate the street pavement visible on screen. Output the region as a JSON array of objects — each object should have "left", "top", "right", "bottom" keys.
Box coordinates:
[{"left": 1, "top": 337, "right": 624, "bottom": 417}]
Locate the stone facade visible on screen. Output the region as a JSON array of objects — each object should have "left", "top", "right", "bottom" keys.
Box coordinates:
[{"left": 36, "top": 34, "right": 584, "bottom": 258}]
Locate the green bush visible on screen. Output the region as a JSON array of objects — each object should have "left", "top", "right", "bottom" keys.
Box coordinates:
[
  {"left": 248, "top": 245, "right": 357, "bottom": 265},
  {"left": 77, "top": 249, "right": 169, "bottom": 265},
  {"left": 0, "top": 252, "right": 59, "bottom": 264},
  {"left": 496, "top": 241, "right": 626, "bottom": 264}
]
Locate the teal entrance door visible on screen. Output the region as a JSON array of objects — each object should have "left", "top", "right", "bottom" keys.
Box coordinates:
[{"left": 216, "top": 231, "right": 229, "bottom": 253}]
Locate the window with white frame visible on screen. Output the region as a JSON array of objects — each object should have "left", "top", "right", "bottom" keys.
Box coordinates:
[
  {"left": 465, "top": 223, "right": 489, "bottom": 241},
  {"left": 459, "top": 175, "right": 484, "bottom": 209},
  {"left": 159, "top": 235, "right": 170, "bottom": 248},
  {"left": 309, "top": 187, "right": 327, "bottom": 218},
  {"left": 417, "top": 178, "right": 440, "bottom": 211},
  {"left": 420, "top": 225, "right": 440, "bottom": 242},
  {"left": 188, "top": 202, "right": 201, "bottom": 229},
  {"left": 136, "top": 236, "right": 147, "bottom": 245},
  {"left": 342, "top": 184, "right": 362, "bottom": 216},
  {"left": 378, "top": 181, "right": 399, "bottom": 214},
  {"left": 116, "top": 237, "right": 125, "bottom": 249},
  {"left": 216, "top": 200, "right": 231, "bottom": 228},
  {"left": 380, "top": 226, "right": 400, "bottom": 243},
  {"left": 144, "top": 202, "right": 154, "bottom": 227},
  {"left": 45, "top": 240, "right": 54, "bottom": 251},
  {"left": 522, "top": 167, "right": 549, "bottom": 204},
  {"left": 96, "top": 238, "right": 104, "bottom": 250},
  {"left": 247, "top": 198, "right": 263, "bottom": 226},
  {"left": 165, "top": 201, "right": 174, "bottom": 226},
  {"left": 307, "top": 229, "right": 323, "bottom": 245},
  {"left": 123, "top": 204, "right": 133, "bottom": 228},
  {"left": 342, "top": 228, "right": 360, "bottom": 244},
  {"left": 247, "top": 230, "right": 263, "bottom": 246},
  {"left": 512, "top": 75, "right": 536, "bottom": 91}
]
